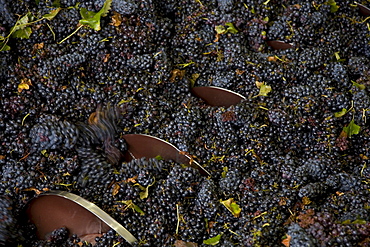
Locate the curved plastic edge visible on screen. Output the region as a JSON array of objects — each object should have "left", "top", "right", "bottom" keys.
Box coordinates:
[
  {"left": 123, "top": 134, "right": 211, "bottom": 177},
  {"left": 43, "top": 190, "right": 138, "bottom": 245}
]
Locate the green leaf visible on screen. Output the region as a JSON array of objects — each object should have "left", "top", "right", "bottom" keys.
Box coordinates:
[
  {"left": 9, "top": 12, "right": 34, "bottom": 39},
  {"left": 230, "top": 202, "right": 241, "bottom": 216},
  {"left": 343, "top": 119, "right": 361, "bottom": 138},
  {"left": 79, "top": 0, "right": 112, "bottom": 31},
  {"left": 221, "top": 166, "right": 228, "bottom": 178},
  {"left": 327, "top": 0, "right": 339, "bottom": 13},
  {"left": 79, "top": 18, "right": 100, "bottom": 30},
  {"left": 43, "top": 8, "right": 62, "bottom": 20},
  {"left": 80, "top": 8, "right": 96, "bottom": 20},
  {"left": 215, "top": 25, "right": 226, "bottom": 34},
  {"left": 155, "top": 155, "right": 163, "bottom": 161},
  {"left": 258, "top": 83, "right": 272, "bottom": 96},
  {"left": 12, "top": 27, "right": 32, "bottom": 39},
  {"left": 215, "top": 23, "right": 238, "bottom": 35},
  {"left": 134, "top": 178, "right": 155, "bottom": 200},
  {"left": 119, "top": 200, "right": 145, "bottom": 215},
  {"left": 334, "top": 108, "right": 347, "bottom": 118},
  {"left": 52, "top": 0, "right": 61, "bottom": 7},
  {"left": 13, "top": 13, "right": 32, "bottom": 32},
  {"left": 97, "top": 0, "right": 112, "bottom": 17},
  {"left": 203, "top": 234, "right": 222, "bottom": 245},
  {"left": 352, "top": 80, "right": 366, "bottom": 90},
  {"left": 0, "top": 42, "right": 10, "bottom": 51},
  {"left": 352, "top": 219, "right": 367, "bottom": 224},
  {"left": 189, "top": 73, "right": 199, "bottom": 88},
  {"left": 342, "top": 218, "right": 367, "bottom": 225},
  {"left": 132, "top": 204, "right": 145, "bottom": 215},
  {"left": 220, "top": 198, "right": 241, "bottom": 217},
  {"left": 225, "top": 22, "right": 238, "bottom": 34}
]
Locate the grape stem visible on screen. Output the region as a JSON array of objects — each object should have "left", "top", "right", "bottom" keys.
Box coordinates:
[
  {"left": 57, "top": 25, "right": 83, "bottom": 44},
  {"left": 176, "top": 204, "right": 180, "bottom": 235}
]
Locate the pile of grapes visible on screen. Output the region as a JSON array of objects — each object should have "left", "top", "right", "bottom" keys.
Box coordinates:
[{"left": 1, "top": 0, "right": 370, "bottom": 246}]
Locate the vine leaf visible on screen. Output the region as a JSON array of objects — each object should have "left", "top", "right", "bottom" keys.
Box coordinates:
[
  {"left": 255, "top": 81, "right": 272, "bottom": 97},
  {"left": 343, "top": 119, "right": 361, "bottom": 138},
  {"left": 342, "top": 218, "right": 367, "bottom": 225},
  {"left": 214, "top": 22, "right": 238, "bottom": 42},
  {"left": 259, "top": 83, "right": 272, "bottom": 96},
  {"left": 12, "top": 27, "right": 32, "bottom": 39},
  {"left": 215, "top": 25, "right": 226, "bottom": 35},
  {"left": 352, "top": 80, "right": 366, "bottom": 90},
  {"left": 220, "top": 198, "right": 241, "bottom": 217},
  {"left": 0, "top": 42, "right": 10, "bottom": 51},
  {"left": 79, "top": 0, "right": 112, "bottom": 31},
  {"left": 225, "top": 22, "right": 238, "bottom": 34},
  {"left": 118, "top": 200, "right": 145, "bottom": 215},
  {"left": 43, "top": 8, "right": 62, "bottom": 20},
  {"left": 52, "top": 0, "right": 61, "bottom": 7},
  {"left": 1, "top": 8, "right": 62, "bottom": 50},
  {"left": 221, "top": 166, "right": 228, "bottom": 178},
  {"left": 215, "top": 23, "right": 238, "bottom": 34},
  {"left": 11, "top": 12, "right": 33, "bottom": 39},
  {"left": 327, "top": 0, "right": 339, "bottom": 13},
  {"left": 334, "top": 108, "right": 347, "bottom": 118},
  {"left": 134, "top": 178, "right": 155, "bottom": 200},
  {"left": 203, "top": 234, "right": 222, "bottom": 245}
]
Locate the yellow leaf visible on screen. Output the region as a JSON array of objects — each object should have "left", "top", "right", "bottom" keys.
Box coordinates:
[
  {"left": 18, "top": 78, "right": 32, "bottom": 93},
  {"left": 220, "top": 198, "right": 241, "bottom": 217}
]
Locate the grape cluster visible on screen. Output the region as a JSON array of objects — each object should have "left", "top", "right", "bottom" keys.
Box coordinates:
[
  {"left": 287, "top": 223, "right": 318, "bottom": 247},
  {"left": 194, "top": 178, "right": 219, "bottom": 219},
  {"left": 47, "top": 227, "right": 69, "bottom": 244},
  {"left": 0, "top": 196, "right": 23, "bottom": 245},
  {"left": 29, "top": 114, "right": 80, "bottom": 152}
]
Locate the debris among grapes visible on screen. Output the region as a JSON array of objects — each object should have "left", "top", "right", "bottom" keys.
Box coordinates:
[{"left": 220, "top": 198, "right": 241, "bottom": 217}]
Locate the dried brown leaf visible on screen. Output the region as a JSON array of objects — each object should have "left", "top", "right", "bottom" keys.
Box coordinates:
[
  {"left": 110, "top": 11, "right": 122, "bottom": 26},
  {"left": 174, "top": 240, "right": 198, "bottom": 247},
  {"left": 33, "top": 42, "right": 44, "bottom": 50},
  {"left": 125, "top": 175, "right": 138, "bottom": 183},
  {"left": 103, "top": 53, "right": 110, "bottom": 63},
  {"left": 112, "top": 183, "right": 120, "bottom": 196},
  {"left": 169, "top": 69, "right": 185, "bottom": 82},
  {"left": 282, "top": 234, "right": 291, "bottom": 247},
  {"left": 297, "top": 209, "right": 315, "bottom": 228}
]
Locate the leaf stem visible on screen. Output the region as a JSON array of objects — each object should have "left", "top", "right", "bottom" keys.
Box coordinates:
[
  {"left": 46, "top": 23, "right": 56, "bottom": 41},
  {"left": 57, "top": 25, "right": 83, "bottom": 44},
  {"left": 176, "top": 204, "right": 180, "bottom": 235}
]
